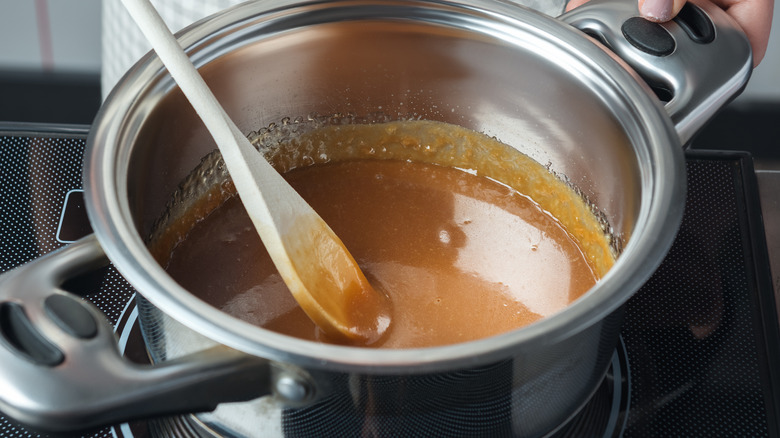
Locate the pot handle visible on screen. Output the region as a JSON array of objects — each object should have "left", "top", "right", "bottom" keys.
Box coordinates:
[
  {"left": 0, "top": 235, "right": 312, "bottom": 432},
  {"left": 560, "top": 0, "right": 752, "bottom": 145}
]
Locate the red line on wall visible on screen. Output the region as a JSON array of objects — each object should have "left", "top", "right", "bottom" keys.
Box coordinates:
[{"left": 34, "top": 0, "right": 54, "bottom": 71}]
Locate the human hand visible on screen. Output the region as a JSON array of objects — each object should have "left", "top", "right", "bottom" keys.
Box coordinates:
[{"left": 565, "top": 0, "right": 774, "bottom": 66}]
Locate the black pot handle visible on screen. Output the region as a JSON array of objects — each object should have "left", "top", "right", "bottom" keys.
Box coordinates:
[
  {"left": 0, "top": 235, "right": 310, "bottom": 432},
  {"left": 561, "top": 0, "right": 752, "bottom": 145}
]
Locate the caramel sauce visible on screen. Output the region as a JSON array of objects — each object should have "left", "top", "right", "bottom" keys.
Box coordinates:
[
  {"left": 157, "top": 120, "right": 615, "bottom": 348},
  {"left": 280, "top": 211, "right": 391, "bottom": 344}
]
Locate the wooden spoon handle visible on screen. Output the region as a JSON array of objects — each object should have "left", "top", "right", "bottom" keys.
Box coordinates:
[{"left": 120, "top": 0, "right": 390, "bottom": 344}]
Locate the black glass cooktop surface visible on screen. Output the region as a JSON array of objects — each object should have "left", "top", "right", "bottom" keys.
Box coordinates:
[{"left": 0, "top": 125, "right": 778, "bottom": 437}]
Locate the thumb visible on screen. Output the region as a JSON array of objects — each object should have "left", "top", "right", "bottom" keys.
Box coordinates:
[
  {"left": 565, "top": 0, "right": 591, "bottom": 12},
  {"left": 638, "top": 0, "right": 687, "bottom": 22}
]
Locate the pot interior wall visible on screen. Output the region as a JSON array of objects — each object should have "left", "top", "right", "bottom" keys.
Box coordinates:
[
  {"left": 91, "top": 5, "right": 664, "bottom": 436},
  {"left": 123, "top": 15, "right": 641, "bottom": 245}
]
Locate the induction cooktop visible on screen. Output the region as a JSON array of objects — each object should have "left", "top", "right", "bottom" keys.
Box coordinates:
[{"left": 0, "top": 124, "right": 777, "bottom": 437}]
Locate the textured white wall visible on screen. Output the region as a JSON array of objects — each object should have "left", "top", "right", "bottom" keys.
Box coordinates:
[
  {"left": 0, "top": 0, "right": 101, "bottom": 73},
  {"left": 0, "top": 1, "right": 44, "bottom": 71},
  {"left": 48, "top": 0, "right": 102, "bottom": 72}
]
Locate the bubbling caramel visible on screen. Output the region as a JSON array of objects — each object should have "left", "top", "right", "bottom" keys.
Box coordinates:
[{"left": 156, "top": 120, "right": 615, "bottom": 348}]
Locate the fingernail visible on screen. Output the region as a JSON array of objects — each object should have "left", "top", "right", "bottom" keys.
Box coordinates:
[{"left": 639, "top": 0, "right": 673, "bottom": 22}]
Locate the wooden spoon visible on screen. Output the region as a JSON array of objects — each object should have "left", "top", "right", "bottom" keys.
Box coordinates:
[{"left": 119, "top": 0, "right": 390, "bottom": 345}]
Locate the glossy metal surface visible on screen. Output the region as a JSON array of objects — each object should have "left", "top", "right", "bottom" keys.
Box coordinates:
[
  {"left": 1, "top": 0, "right": 754, "bottom": 434},
  {"left": 88, "top": 0, "right": 685, "bottom": 371},
  {"left": 83, "top": 1, "right": 689, "bottom": 434},
  {"left": 0, "top": 236, "right": 272, "bottom": 431},
  {"left": 562, "top": 0, "right": 752, "bottom": 144}
]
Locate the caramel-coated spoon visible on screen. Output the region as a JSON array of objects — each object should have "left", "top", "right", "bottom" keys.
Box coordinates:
[{"left": 120, "top": 0, "right": 390, "bottom": 345}]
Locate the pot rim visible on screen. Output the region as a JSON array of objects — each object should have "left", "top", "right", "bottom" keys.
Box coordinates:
[{"left": 85, "top": 0, "right": 685, "bottom": 374}]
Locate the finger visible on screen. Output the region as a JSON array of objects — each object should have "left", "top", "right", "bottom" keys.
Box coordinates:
[
  {"left": 564, "top": 0, "right": 771, "bottom": 67},
  {"left": 706, "top": 0, "right": 774, "bottom": 66},
  {"left": 565, "top": 0, "right": 591, "bottom": 11},
  {"left": 638, "top": 0, "right": 688, "bottom": 21}
]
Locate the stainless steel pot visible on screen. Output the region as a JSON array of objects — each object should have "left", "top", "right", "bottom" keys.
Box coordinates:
[{"left": 0, "top": 0, "right": 751, "bottom": 436}]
